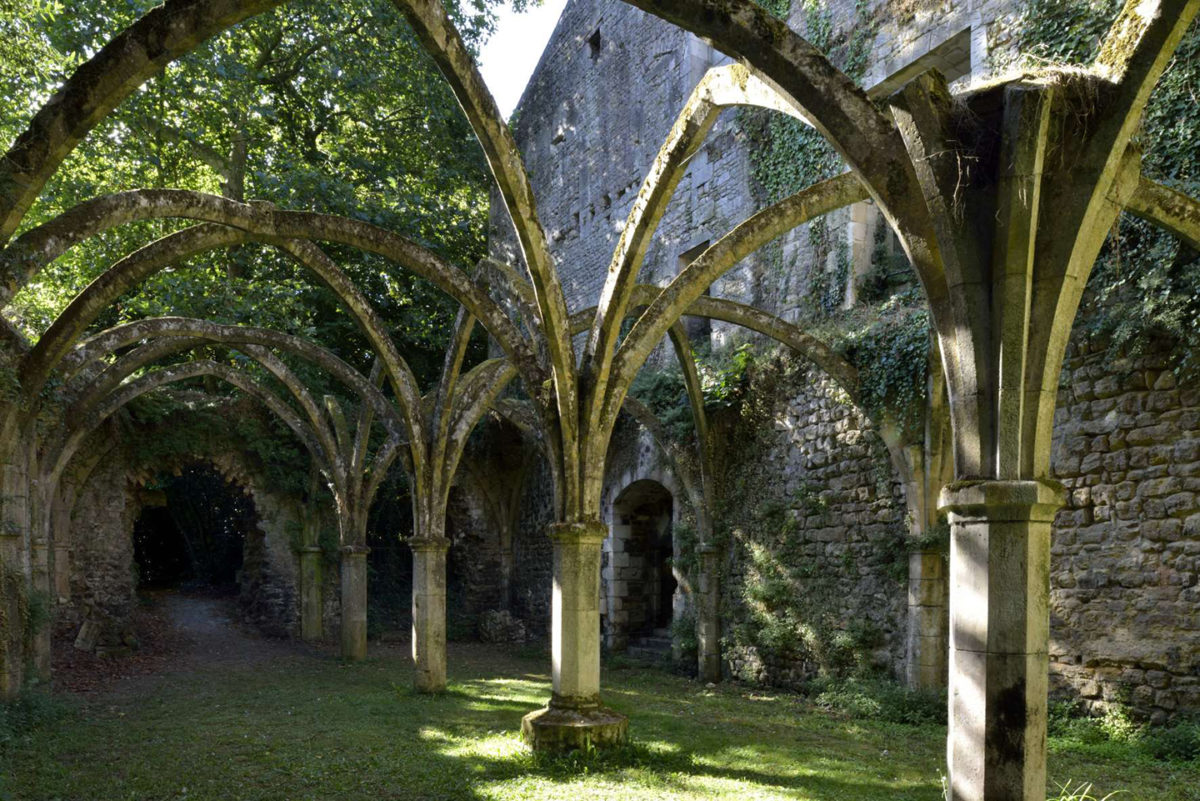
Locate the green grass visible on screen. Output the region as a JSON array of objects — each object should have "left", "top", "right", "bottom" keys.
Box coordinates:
[{"left": 2, "top": 644, "right": 1197, "bottom": 800}]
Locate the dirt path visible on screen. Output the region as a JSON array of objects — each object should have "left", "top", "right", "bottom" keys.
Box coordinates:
[
  {"left": 51, "top": 592, "right": 309, "bottom": 695},
  {"left": 159, "top": 593, "right": 286, "bottom": 668}
]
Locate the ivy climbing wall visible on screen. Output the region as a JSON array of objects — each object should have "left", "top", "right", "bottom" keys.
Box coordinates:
[{"left": 483, "top": 0, "right": 1200, "bottom": 716}]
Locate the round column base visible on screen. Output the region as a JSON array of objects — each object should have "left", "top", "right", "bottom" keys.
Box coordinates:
[{"left": 521, "top": 704, "right": 629, "bottom": 752}]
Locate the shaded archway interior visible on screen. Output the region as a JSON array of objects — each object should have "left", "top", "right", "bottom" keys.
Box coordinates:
[
  {"left": 131, "top": 463, "right": 257, "bottom": 596},
  {"left": 608, "top": 479, "right": 675, "bottom": 650}
]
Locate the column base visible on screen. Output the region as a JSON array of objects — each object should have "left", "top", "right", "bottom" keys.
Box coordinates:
[{"left": 521, "top": 703, "right": 629, "bottom": 752}]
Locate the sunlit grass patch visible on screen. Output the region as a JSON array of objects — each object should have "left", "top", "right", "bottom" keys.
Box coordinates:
[{"left": 3, "top": 642, "right": 1197, "bottom": 800}]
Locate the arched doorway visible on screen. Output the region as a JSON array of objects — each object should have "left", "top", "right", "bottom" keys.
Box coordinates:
[
  {"left": 131, "top": 463, "right": 257, "bottom": 595},
  {"left": 606, "top": 480, "right": 675, "bottom": 653}
]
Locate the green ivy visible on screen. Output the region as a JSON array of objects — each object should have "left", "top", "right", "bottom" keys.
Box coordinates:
[
  {"left": 1018, "top": 0, "right": 1200, "bottom": 379},
  {"left": 629, "top": 344, "right": 758, "bottom": 444},
  {"left": 838, "top": 292, "right": 931, "bottom": 442}
]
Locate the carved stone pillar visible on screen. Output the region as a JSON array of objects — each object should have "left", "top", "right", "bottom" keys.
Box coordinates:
[
  {"left": 298, "top": 545, "right": 323, "bottom": 642},
  {"left": 52, "top": 545, "right": 71, "bottom": 603},
  {"left": 339, "top": 544, "right": 369, "bottom": 661},
  {"left": 30, "top": 542, "right": 50, "bottom": 681},
  {"left": 940, "top": 480, "right": 1065, "bottom": 801},
  {"left": 410, "top": 536, "right": 449, "bottom": 693},
  {"left": 906, "top": 549, "right": 948, "bottom": 690},
  {"left": 522, "top": 521, "right": 628, "bottom": 750},
  {"left": 696, "top": 543, "right": 721, "bottom": 683}
]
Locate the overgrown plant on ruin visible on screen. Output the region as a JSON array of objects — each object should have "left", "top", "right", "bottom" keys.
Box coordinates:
[{"left": 0, "top": 2, "right": 1197, "bottom": 801}]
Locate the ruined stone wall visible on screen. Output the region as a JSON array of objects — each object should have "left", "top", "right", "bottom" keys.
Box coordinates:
[
  {"left": 62, "top": 443, "right": 138, "bottom": 649},
  {"left": 57, "top": 441, "right": 320, "bottom": 645},
  {"left": 508, "top": 454, "right": 556, "bottom": 634},
  {"left": 711, "top": 359, "right": 911, "bottom": 686},
  {"left": 478, "top": 0, "right": 1200, "bottom": 715},
  {"left": 490, "top": 0, "right": 764, "bottom": 323},
  {"left": 1049, "top": 342, "right": 1200, "bottom": 723}
]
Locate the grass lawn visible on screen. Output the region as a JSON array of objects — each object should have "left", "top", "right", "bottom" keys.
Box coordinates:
[{"left": 3, "top": 641, "right": 1198, "bottom": 800}]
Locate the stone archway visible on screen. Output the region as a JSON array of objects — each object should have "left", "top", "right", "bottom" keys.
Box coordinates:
[
  {"left": 130, "top": 462, "right": 256, "bottom": 595},
  {"left": 605, "top": 479, "right": 676, "bottom": 654}
]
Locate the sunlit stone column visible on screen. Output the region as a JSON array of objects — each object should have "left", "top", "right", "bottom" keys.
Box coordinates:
[
  {"left": 940, "top": 480, "right": 1065, "bottom": 801},
  {"left": 410, "top": 536, "right": 449, "bottom": 693},
  {"left": 339, "top": 544, "right": 369, "bottom": 661},
  {"left": 522, "top": 521, "right": 628, "bottom": 750},
  {"left": 298, "top": 545, "right": 323, "bottom": 642},
  {"left": 696, "top": 543, "right": 721, "bottom": 683},
  {"left": 906, "top": 549, "right": 948, "bottom": 690}
]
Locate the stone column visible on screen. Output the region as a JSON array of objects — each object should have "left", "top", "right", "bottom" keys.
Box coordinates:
[
  {"left": 522, "top": 521, "right": 628, "bottom": 751},
  {"left": 52, "top": 546, "right": 71, "bottom": 603},
  {"left": 0, "top": 455, "right": 29, "bottom": 697},
  {"left": 30, "top": 542, "right": 51, "bottom": 681},
  {"left": 939, "top": 480, "right": 1065, "bottom": 801},
  {"left": 298, "top": 545, "right": 323, "bottom": 642},
  {"left": 906, "top": 549, "right": 948, "bottom": 690},
  {"left": 410, "top": 536, "right": 449, "bottom": 693},
  {"left": 696, "top": 543, "right": 721, "bottom": 683},
  {"left": 339, "top": 544, "right": 369, "bottom": 661},
  {"left": 0, "top": 529, "right": 22, "bottom": 697}
]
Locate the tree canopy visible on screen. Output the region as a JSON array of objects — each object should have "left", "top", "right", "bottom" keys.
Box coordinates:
[{"left": 1, "top": 0, "right": 520, "bottom": 385}]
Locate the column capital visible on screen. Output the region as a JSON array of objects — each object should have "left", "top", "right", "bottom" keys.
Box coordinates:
[
  {"left": 408, "top": 536, "right": 450, "bottom": 553},
  {"left": 548, "top": 520, "right": 607, "bottom": 545},
  {"left": 340, "top": 544, "right": 370, "bottom": 557},
  {"left": 297, "top": 545, "right": 323, "bottom": 555},
  {"left": 938, "top": 478, "right": 1066, "bottom": 523}
]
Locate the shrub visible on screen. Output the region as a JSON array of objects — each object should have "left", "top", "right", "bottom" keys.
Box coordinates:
[{"left": 805, "top": 676, "right": 946, "bottom": 727}]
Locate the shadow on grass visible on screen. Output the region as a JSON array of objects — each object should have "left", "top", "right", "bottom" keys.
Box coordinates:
[{"left": 6, "top": 642, "right": 942, "bottom": 801}]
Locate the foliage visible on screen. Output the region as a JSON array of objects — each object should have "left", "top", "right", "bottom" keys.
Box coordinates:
[
  {"left": 3, "top": 0, "right": 499, "bottom": 384},
  {"left": 740, "top": 0, "right": 876, "bottom": 205},
  {"left": 123, "top": 396, "right": 311, "bottom": 495},
  {"left": 0, "top": 690, "right": 68, "bottom": 753},
  {"left": 668, "top": 606, "right": 698, "bottom": 667},
  {"left": 9, "top": 639, "right": 1196, "bottom": 799},
  {"left": 1017, "top": 0, "right": 1200, "bottom": 381},
  {"left": 804, "top": 675, "right": 946, "bottom": 727},
  {"left": 1049, "top": 700, "right": 1200, "bottom": 765},
  {"left": 834, "top": 289, "right": 931, "bottom": 442},
  {"left": 1047, "top": 782, "right": 1123, "bottom": 801},
  {"left": 629, "top": 343, "right": 758, "bottom": 444}
]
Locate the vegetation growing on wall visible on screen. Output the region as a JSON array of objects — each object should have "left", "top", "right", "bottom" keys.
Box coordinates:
[
  {"left": 697, "top": 352, "right": 907, "bottom": 685},
  {"left": 1017, "top": 0, "right": 1200, "bottom": 379}
]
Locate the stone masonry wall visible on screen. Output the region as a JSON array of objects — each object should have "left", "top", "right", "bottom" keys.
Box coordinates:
[
  {"left": 1049, "top": 342, "right": 1200, "bottom": 723},
  {"left": 59, "top": 443, "right": 316, "bottom": 645},
  {"left": 714, "top": 360, "right": 910, "bottom": 686},
  {"left": 480, "top": 0, "right": 1200, "bottom": 716}
]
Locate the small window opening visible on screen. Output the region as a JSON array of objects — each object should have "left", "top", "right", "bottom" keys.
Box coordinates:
[{"left": 588, "top": 29, "right": 602, "bottom": 61}]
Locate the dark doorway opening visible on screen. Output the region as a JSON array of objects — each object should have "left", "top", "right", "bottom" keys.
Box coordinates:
[
  {"left": 610, "top": 480, "right": 675, "bottom": 642},
  {"left": 132, "top": 463, "right": 255, "bottom": 593}
]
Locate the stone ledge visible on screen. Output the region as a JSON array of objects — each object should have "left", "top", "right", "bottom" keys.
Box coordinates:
[{"left": 521, "top": 705, "right": 629, "bottom": 752}]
